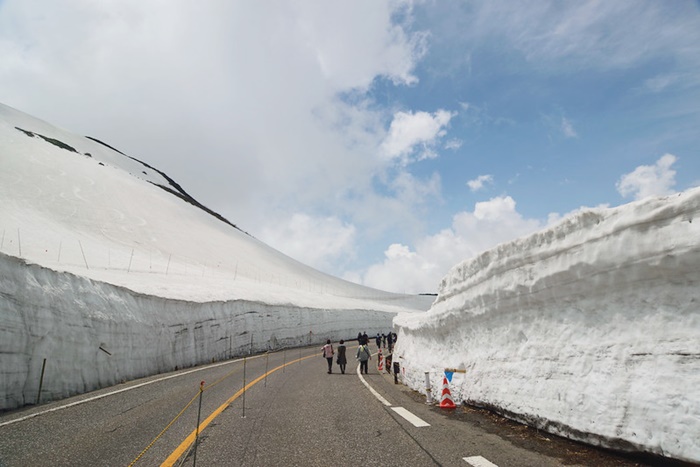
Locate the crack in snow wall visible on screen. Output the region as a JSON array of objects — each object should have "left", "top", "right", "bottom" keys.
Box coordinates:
[
  {"left": 0, "top": 254, "right": 393, "bottom": 411},
  {"left": 393, "top": 188, "right": 700, "bottom": 463}
]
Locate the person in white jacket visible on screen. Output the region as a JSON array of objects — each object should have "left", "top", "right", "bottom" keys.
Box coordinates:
[
  {"left": 322, "top": 339, "right": 334, "bottom": 374},
  {"left": 356, "top": 343, "right": 371, "bottom": 374}
]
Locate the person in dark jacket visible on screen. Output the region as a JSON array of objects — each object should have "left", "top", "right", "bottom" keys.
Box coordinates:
[
  {"left": 358, "top": 332, "right": 367, "bottom": 345},
  {"left": 336, "top": 340, "right": 347, "bottom": 374}
]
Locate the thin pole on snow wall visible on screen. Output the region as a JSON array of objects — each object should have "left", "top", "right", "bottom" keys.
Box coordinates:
[
  {"left": 78, "top": 240, "right": 89, "bottom": 269},
  {"left": 127, "top": 248, "right": 134, "bottom": 273},
  {"left": 36, "top": 358, "right": 47, "bottom": 405}
]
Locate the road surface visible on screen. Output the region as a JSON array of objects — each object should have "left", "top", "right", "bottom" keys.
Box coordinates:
[{"left": 0, "top": 345, "right": 683, "bottom": 466}]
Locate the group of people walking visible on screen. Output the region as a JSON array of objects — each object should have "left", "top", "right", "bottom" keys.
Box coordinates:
[
  {"left": 321, "top": 330, "right": 396, "bottom": 375},
  {"left": 321, "top": 339, "right": 348, "bottom": 374}
]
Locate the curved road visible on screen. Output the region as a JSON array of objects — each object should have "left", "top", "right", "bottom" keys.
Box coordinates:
[{"left": 0, "top": 345, "right": 666, "bottom": 467}]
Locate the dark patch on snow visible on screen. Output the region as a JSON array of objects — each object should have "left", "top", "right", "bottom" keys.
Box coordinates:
[
  {"left": 85, "top": 136, "right": 128, "bottom": 156},
  {"left": 15, "top": 127, "right": 33, "bottom": 138},
  {"left": 85, "top": 135, "right": 250, "bottom": 236},
  {"left": 15, "top": 127, "right": 78, "bottom": 153}
]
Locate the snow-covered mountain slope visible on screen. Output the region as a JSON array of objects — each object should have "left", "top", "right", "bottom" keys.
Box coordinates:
[
  {"left": 0, "top": 102, "right": 429, "bottom": 311},
  {"left": 394, "top": 188, "right": 700, "bottom": 463},
  {"left": 0, "top": 102, "right": 432, "bottom": 410}
]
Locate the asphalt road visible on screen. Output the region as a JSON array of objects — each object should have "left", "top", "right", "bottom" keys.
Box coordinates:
[{"left": 0, "top": 344, "right": 686, "bottom": 467}]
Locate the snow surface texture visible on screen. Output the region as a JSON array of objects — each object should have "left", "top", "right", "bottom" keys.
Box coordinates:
[
  {"left": 0, "top": 103, "right": 432, "bottom": 410},
  {"left": 394, "top": 188, "right": 700, "bottom": 462}
]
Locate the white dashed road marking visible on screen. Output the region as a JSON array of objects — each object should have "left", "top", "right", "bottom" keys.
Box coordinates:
[
  {"left": 391, "top": 406, "right": 430, "bottom": 427},
  {"left": 356, "top": 362, "right": 430, "bottom": 427},
  {"left": 464, "top": 455, "right": 499, "bottom": 467},
  {"left": 356, "top": 360, "right": 499, "bottom": 463}
]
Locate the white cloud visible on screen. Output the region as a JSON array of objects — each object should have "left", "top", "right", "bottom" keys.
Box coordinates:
[
  {"left": 258, "top": 213, "right": 357, "bottom": 273},
  {"left": 362, "top": 196, "right": 544, "bottom": 293},
  {"left": 561, "top": 117, "right": 578, "bottom": 138},
  {"left": 444, "top": 138, "right": 463, "bottom": 150},
  {"left": 468, "top": 1, "right": 700, "bottom": 71},
  {"left": 643, "top": 74, "right": 681, "bottom": 93},
  {"left": 467, "top": 174, "right": 493, "bottom": 192},
  {"left": 616, "top": 154, "right": 678, "bottom": 201},
  {"left": 0, "top": 0, "right": 427, "bottom": 240},
  {"left": 380, "top": 109, "right": 455, "bottom": 164},
  {"left": 390, "top": 170, "right": 442, "bottom": 205}
]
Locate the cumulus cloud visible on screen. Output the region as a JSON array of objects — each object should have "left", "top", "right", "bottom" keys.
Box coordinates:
[
  {"left": 362, "top": 196, "right": 544, "bottom": 293},
  {"left": 616, "top": 154, "right": 678, "bottom": 200},
  {"left": 467, "top": 174, "right": 493, "bottom": 192},
  {"left": 258, "top": 213, "right": 357, "bottom": 273},
  {"left": 380, "top": 109, "right": 455, "bottom": 164}
]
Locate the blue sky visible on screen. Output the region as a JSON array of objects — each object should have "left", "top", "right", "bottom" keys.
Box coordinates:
[{"left": 1, "top": 1, "right": 699, "bottom": 293}]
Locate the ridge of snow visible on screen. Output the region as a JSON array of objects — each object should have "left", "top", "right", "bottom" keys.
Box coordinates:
[{"left": 394, "top": 188, "right": 700, "bottom": 462}]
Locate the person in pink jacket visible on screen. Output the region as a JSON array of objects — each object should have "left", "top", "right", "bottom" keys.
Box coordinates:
[{"left": 322, "top": 339, "right": 334, "bottom": 374}]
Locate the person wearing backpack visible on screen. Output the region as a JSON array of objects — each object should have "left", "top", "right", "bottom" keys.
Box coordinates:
[
  {"left": 336, "top": 339, "right": 347, "bottom": 374},
  {"left": 322, "top": 339, "right": 334, "bottom": 374},
  {"left": 356, "top": 343, "right": 371, "bottom": 375}
]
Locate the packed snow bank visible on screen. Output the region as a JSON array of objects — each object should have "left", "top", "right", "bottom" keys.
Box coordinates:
[
  {"left": 0, "top": 252, "right": 396, "bottom": 410},
  {"left": 394, "top": 188, "right": 700, "bottom": 463}
]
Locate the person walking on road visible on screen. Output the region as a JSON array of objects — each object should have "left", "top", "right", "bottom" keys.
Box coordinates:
[
  {"left": 322, "top": 339, "right": 334, "bottom": 374},
  {"left": 356, "top": 343, "right": 371, "bottom": 374},
  {"left": 337, "top": 339, "right": 347, "bottom": 374}
]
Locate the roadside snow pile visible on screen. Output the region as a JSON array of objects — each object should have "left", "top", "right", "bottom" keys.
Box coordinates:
[{"left": 394, "top": 188, "right": 700, "bottom": 463}]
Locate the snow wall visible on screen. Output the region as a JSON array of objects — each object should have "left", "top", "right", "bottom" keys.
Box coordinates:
[
  {"left": 0, "top": 253, "right": 393, "bottom": 411},
  {"left": 394, "top": 188, "right": 700, "bottom": 463}
]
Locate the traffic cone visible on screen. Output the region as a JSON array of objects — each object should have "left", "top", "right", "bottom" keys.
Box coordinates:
[
  {"left": 377, "top": 349, "right": 384, "bottom": 371},
  {"left": 439, "top": 376, "right": 456, "bottom": 409}
]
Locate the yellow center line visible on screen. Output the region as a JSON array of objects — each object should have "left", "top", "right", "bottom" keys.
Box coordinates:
[{"left": 161, "top": 353, "right": 316, "bottom": 467}]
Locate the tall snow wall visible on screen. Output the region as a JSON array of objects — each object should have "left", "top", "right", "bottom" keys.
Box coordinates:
[
  {"left": 0, "top": 254, "right": 393, "bottom": 411},
  {"left": 394, "top": 188, "right": 700, "bottom": 463}
]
